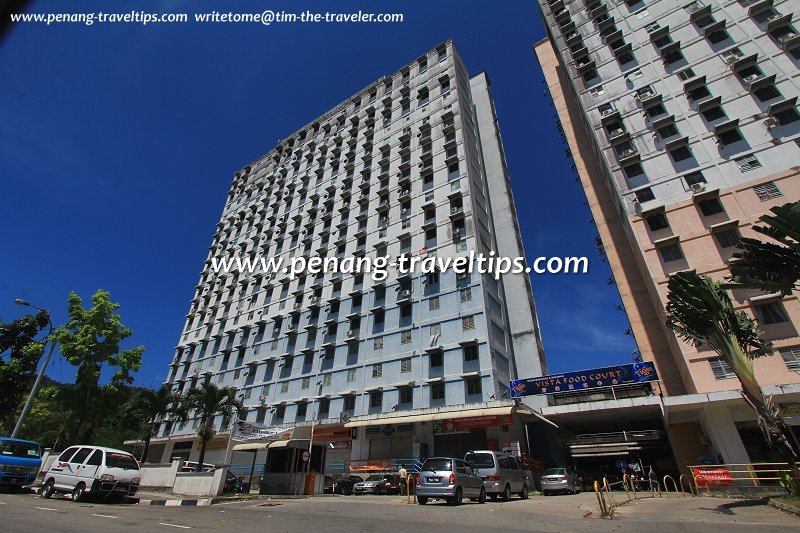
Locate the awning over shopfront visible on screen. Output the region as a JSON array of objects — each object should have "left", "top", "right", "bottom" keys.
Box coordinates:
[
  {"left": 343, "top": 404, "right": 556, "bottom": 428},
  {"left": 232, "top": 439, "right": 309, "bottom": 452}
]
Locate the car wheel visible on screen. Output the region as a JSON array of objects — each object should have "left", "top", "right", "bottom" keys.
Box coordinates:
[
  {"left": 519, "top": 484, "right": 529, "bottom": 500},
  {"left": 501, "top": 484, "right": 511, "bottom": 502},
  {"left": 453, "top": 487, "right": 463, "bottom": 506},
  {"left": 543, "top": 490, "right": 550, "bottom": 496},
  {"left": 72, "top": 483, "right": 86, "bottom": 502},
  {"left": 417, "top": 497, "right": 428, "bottom": 505},
  {"left": 478, "top": 487, "right": 486, "bottom": 504},
  {"left": 40, "top": 479, "right": 55, "bottom": 499}
]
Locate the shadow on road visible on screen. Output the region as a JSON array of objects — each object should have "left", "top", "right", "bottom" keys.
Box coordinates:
[{"left": 698, "top": 498, "right": 769, "bottom": 516}]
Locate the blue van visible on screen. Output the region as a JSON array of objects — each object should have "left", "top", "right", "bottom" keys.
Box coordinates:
[{"left": 0, "top": 437, "right": 42, "bottom": 489}]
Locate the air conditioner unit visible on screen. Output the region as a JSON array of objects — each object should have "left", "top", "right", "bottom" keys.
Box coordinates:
[
  {"left": 259, "top": 395, "right": 266, "bottom": 403},
  {"left": 601, "top": 108, "right": 615, "bottom": 117},
  {"left": 743, "top": 74, "right": 760, "bottom": 83},
  {"left": 767, "top": 13, "right": 783, "bottom": 22},
  {"left": 347, "top": 330, "right": 355, "bottom": 337},
  {"left": 310, "top": 296, "right": 320, "bottom": 305},
  {"left": 764, "top": 117, "right": 778, "bottom": 129},
  {"left": 451, "top": 207, "right": 460, "bottom": 214},
  {"left": 610, "top": 128, "right": 625, "bottom": 137},
  {"left": 401, "top": 208, "right": 409, "bottom": 215},
  {"left": 293, "top": 302, "right": 302, "bottom": 310},
  {"left": 780, "top": 32, "right": 797, "bottom": 42},
  {"left": 689, "top": 183, "right": 706, "bottom": 193},
  {"left": 457, "top": 272, "right": 468, "bottom": 280},
  {"left": 401, "top": 290, "right": 411, "bottom": 297},
  {"left": 620, "top": 149, "right": 636, "bottom": 157}
]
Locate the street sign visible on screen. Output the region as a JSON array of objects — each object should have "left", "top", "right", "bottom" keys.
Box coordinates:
[{"left": 301, "top": 450, "right": 311, "bottom": 463}]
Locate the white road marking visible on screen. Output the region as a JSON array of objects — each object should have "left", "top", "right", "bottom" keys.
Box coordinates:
[
  {"left": 35, "top": 506, "right": 59, "bottom": 512},
  {"left": 0, "top": 501, "right": 6, "bottom": 505},
  {"left": 92, "top": 513, "right": 118, "bottom": 519},
  {"left": 158, "top": 523, "right": 192, "bottom": 529}
]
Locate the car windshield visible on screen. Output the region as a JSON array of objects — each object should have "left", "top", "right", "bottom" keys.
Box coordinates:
[
  {"left": 0, "top": 440, "right": 40, "bottom": 459},
  {"left": 544, "top": 468, "right": 566, "bottom": 476},
  {"left": 464, "top": 452, "right": 494, "bottom": 468},
  {"left": 422, "top": 459, "right": 451, "bottom": 472},
  {"left": 365, "top": 475, "right": 383, "bottom": 481},
  {"left": 105, "top": 452, "right": 139, "bottom": 470}
]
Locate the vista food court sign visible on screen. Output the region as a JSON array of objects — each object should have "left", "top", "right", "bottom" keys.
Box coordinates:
[{"left": 510, "top": 362, "right": 659, "bottom": 397}]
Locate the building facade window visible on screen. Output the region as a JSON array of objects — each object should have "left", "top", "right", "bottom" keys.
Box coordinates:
[
  {"left": 709, "top": 358, "right": 735, "bottom": 380},
  {"left": 465, "top": 377, "right": 482, "bottom": 396},
  {"left": 431, "top": 382, "right": 445, "bottom": 400},
  {"left": 755, "top": 302, "right": 788, "bottom": 325},
  {"left": 780, "top": 347, "right": 800, "bottom": 372},
  {"left": 714, "top": 228, "right": 740, "bottom": 248},
  {"left": 658, "top": 243, "right": 684, "bottom": 263},
  {"left": 753, "top": 181, "right": 783, "bottom": 201}
]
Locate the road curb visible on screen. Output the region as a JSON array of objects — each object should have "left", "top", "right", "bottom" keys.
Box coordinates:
[
  {"left": 769, "top": 500, "right": 800, "bottom": 518},
  {"left": 135, "top": 498, "right": 213, "bottom": 506}
]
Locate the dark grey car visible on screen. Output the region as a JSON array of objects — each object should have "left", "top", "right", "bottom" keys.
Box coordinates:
[{"left": 416, "top": 457, "right": 486, "bottom": 505}]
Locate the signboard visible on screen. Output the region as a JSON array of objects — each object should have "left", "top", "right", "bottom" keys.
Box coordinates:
[
  {"left": 349, "top": 459, "right": 396, "bottom": 471},
  {"left": 691, "top": 466, "right": 733, "bottom": 487},
  {"left": 312, "top": 426, "right": 352, "bottom": 443},
  {"left": 510, "top": 362, "right": 659, "bottom": 398},
  {"left": 233, "top": 421, "right": 295, "bottom": 442},
  {"left": 433, "top": 414, "right": 513, "bottom": 434}
]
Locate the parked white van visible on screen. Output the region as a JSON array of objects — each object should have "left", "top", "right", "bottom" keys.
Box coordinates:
[
  {"left": 464, "top": 450, "right": 529, "bottom": 500},
  {"left": 40, "top": 445, "right": 140, "bottom": 501}
]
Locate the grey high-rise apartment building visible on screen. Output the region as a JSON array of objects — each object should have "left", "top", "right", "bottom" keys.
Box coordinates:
[
  {"left": 150, "top": 41, "right": 549, "bottom": 476},
  {"left": 535, "top": 0, "right": 799, "bottom": 472}
]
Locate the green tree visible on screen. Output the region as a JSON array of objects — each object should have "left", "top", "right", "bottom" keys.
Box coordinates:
[
  {"left": 183, "top": 382, "right": 243, "bottom": 470},
  {"left": 728, "top": 201, "right": 800, "bottom": 295},
  {"left": 128, "top": 385, "right": 187, "bottom": 462},
  {"left": 665, "top": 271, "right": 799, "bottom": 485},
  {"left": 0, "top": 310, "right": 50, "bottom": 433},
  {"left": 18, "top": 384, "right": 71, "bottom": 448},
  {"left": 54, "top": 290, "right": 144, "bottom": 443}
]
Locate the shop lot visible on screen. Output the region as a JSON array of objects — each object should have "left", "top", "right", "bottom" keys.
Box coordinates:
[{"left": 2, "top": 490, "right": 799, "bottom": 532}]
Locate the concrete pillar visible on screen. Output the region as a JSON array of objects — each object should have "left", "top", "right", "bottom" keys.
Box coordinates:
[{"left": 700, "top": 403, "right": 750, "bottom": 464}]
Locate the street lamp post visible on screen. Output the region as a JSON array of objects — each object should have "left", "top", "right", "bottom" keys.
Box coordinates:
[{"left": 11, "top": 299, "right": 57, "bottom": 439}]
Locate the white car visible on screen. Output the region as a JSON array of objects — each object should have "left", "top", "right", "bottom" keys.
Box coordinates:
[{"left": 41, "top": 445, "right": 141, "bottom": 501}]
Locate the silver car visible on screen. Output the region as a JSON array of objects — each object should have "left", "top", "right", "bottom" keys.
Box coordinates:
[
  {"left": 541, "top": 467, "right": 582, "bottom": 495},
  {"left": 416, "top": 457, "right": 486, "bottom": 505},
  {"left": 464, "top": 450, "right": 530, "bottom": 500},
  {"left": 352, "top": 474, "right": 391, "bottom": 495}
]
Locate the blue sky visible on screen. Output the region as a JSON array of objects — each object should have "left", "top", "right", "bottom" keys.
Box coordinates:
[{"left": 0, "top": 0, "right": 636, "bottom": 388}]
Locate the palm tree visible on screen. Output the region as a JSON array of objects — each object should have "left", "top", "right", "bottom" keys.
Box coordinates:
[
  {"left": 728, "top": 201, "right": 800, "bottom": 295},
  {"left": 665, "top": 271, "right": 799, "bottom": 480},
  {"left": 183, "top": 382, "right": 243, "bottom": 470},
  {"left": 129, "top": 385, "right": 187, "bottom": 462}
]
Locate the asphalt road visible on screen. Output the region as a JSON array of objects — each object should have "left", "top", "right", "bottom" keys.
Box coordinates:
[{"left": 1, "top": 490, "right": 798, "bottom": 532}]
